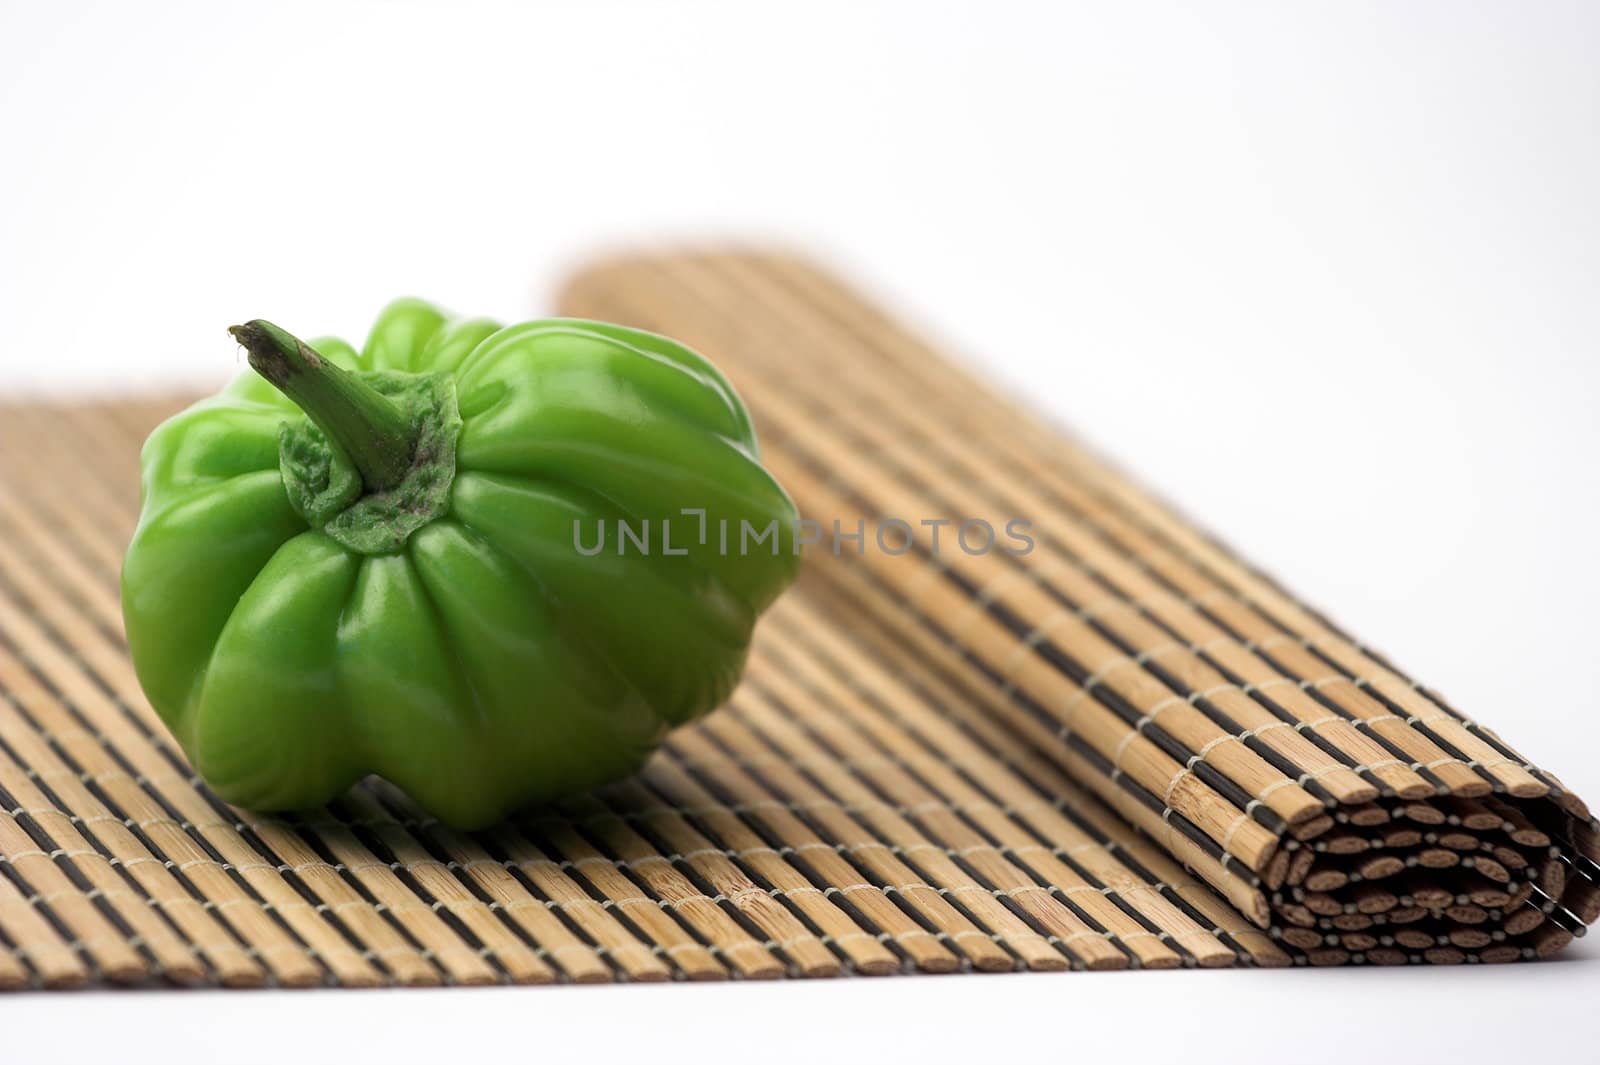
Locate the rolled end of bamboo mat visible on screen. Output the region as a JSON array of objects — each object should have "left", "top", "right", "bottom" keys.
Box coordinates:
[{"left": 559, "top": 248, "right": 1600, "bottom": 964}]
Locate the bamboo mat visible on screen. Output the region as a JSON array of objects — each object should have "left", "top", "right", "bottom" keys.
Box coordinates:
[
  {"left": 559, "top": 251, "right": 1600, "bottom": 964},
  {"left": 0, "top": 254, "right": 1592, "bottom": 989}
]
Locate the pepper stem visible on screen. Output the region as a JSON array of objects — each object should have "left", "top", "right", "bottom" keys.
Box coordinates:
[{"left": 230, "top": 320, "right": 415, "bottom": 492}]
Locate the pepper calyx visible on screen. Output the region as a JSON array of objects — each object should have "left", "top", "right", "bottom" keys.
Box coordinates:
[
  {"left": 277, "top": 370, "right": 461, "bottom": 554},
  {"left": 233, "top": 320, "right": 462, "bottom": 555}
]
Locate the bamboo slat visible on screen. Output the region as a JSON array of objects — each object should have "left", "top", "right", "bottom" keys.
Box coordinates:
[{"left": 0, "top": 249, "right": 1591, "bottom": 987}]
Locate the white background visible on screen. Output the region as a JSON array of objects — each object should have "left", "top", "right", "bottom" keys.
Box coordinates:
[{"left": 2, "top": 1, "right": 1597, "bottom": 1062}]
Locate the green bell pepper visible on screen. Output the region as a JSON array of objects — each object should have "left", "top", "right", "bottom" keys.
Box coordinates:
[{"left": 121, "top": 300, "right": 800, "bottom": 829}]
